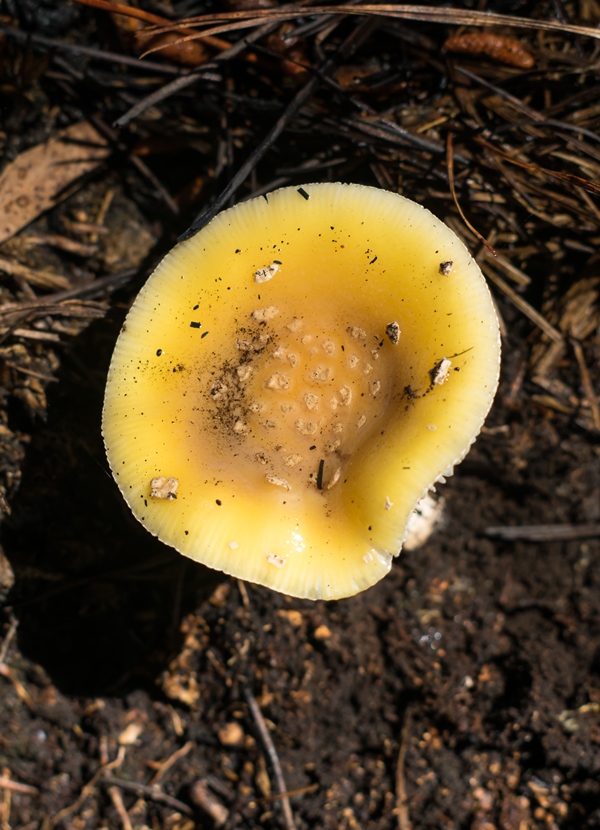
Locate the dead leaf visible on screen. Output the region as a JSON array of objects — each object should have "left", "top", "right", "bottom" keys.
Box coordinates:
[{"left": 0, "top": 121, "right": 110, "bottom": 245}]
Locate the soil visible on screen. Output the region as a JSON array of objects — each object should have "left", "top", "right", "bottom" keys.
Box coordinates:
[{"left": 1, "top": 2, "right": 600, "bottom": 829}]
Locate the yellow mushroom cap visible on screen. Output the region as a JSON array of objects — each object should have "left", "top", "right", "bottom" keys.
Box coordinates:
[{"left": 102, "top": 183, "right": 500, "bottom": 600}]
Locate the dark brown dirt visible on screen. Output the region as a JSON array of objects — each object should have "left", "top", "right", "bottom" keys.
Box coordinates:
[
  {"left": 2, "top": 345, "right": 600, "bottom": 829},
  {"left": 1, "top": 2, "right": 600, "bottom": 828}
]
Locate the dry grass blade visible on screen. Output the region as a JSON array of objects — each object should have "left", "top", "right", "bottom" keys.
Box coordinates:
[
  {"left": 73, "top": 0, "right": 166, "bottom": 26},
  {"left": 476, "top": 136, "right": 600, "bottom": 198},
  {"left": 446, "top": 133, "right": 496, "bottom": 256},
  {"left": 138, "top": 3, "right": 600, "bottom": 57},
  {"left": 484, "top": 268, "right": 563, "bottom": 345},
  {"left": 72, "top": 0, "right": 233, "bottom": 56},
  {"left": 0, "top": 24, "right": 185, "bottom": 73}
]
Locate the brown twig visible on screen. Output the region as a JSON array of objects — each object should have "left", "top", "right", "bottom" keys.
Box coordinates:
[
  {"left": 245, "top": 688, "right": 296, "bottom": 830},
  {"left": 0, "top": 616, "right": 18, "bottom": 666},
  {"left": 3, "top": 363, "right": 58, "bottom": 383},
  {"left": 0, "top": 618, "right": 28, "bottom": 698},
  {"left": 189, "top": 780, "right": 229, "bottom": 827},
  {"left": 571, "top": 339, "right": 600, "bottom": 432},
  {"left": 396, "top": 707, "right": 413, "bottom": 830},
  {"left": 0, "top": 664, "right": 35, "bottom": 712},
  {"left": 261, "top": 783, "right": 319, "bottom": 801},
  {"left": 0, "top": 257, "right": 71, "bottom": 291},
  {"left": 107, "top": 786, "right": 133, "bottom": 830},
  {"left": 100, "top": 777, "right": 194, "bottom": 816},
  {"left": 150, "top": 740, "right": 193, "bottom": 785},
  {"left": 0, "top": 777, "right": 38, "bottom": 797},
  {"left": 1, "top": 271, "right": 135, "bottom": 316},
  {"left": 50, "top": 747, "right": 126, "bottom": 827},
  {"left": 23, "top": 233, "right": 99, "bottom": 258},
  {"left": 484, "top": 524, "right": 600, "bottom": 541},
  {"left": 237, "top": 579, "right": 251, "bottom": 609}
]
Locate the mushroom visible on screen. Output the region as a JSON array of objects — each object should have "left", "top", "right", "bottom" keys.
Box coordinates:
[{"left": 102, "top": 183, "right": 500, "bottom": 600}]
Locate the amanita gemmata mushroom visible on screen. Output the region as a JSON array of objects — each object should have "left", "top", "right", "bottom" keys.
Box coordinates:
[{"left": 103, "top": 183, "right": 500, "bottom": 600}]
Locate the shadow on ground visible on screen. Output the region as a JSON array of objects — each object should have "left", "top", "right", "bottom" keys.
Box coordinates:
[{"left": 1, "top": 312, "right": 220, "bottom": 696}]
